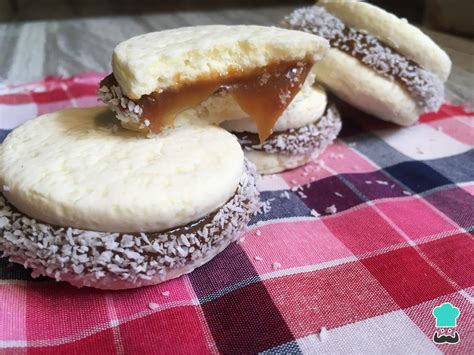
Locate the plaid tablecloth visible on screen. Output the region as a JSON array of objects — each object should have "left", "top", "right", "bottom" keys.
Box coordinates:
[{"left": 0, "top": 73, "right": 473, "bottom": 354}]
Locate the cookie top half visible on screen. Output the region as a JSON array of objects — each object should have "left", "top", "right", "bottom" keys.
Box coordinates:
[
  {"left": 112, "top": 25, "right": 329, "bottom": 99},
  {"left": 0, "top": 107, "right": 243, "bottom": 233},
  {"left": 318, "top": 0, "right": 451, "bottom": 81}
]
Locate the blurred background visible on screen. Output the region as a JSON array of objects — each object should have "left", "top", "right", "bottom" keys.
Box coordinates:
[
  {"left": 1, "top": 0, "right": 473, "bottom": 36},
  {"left": 0, "top": 0, "right": 472, "bottom": 104}
]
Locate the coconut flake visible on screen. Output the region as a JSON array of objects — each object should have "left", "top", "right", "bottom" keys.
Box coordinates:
[{"left": 98, "top": 84, "right": 141, "bottom": 125}]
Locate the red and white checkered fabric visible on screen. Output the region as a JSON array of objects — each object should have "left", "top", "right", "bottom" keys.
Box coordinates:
[{"left": 0, "top": 73, "right": 473, "bottom": 354}]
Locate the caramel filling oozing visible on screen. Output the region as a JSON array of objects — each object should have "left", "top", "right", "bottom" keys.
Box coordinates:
[{"left": 101, "top": 61, "right": 312, "bottom": 142}]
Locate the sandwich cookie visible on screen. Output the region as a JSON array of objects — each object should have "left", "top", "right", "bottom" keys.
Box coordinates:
[
  {"left": 0, "top": 26, "right": 328, "bottom": 289},
  {"left": 0, "top": 107, "right": 259, "bottom": 289},
  {"left": 283, "top": 1, "right": 451, "bottom": 126},
  {"left": 99, "top": 25, "right": 329, "bottom": 142},
  {"left": 221, "top": 79, "right": 342, "bottom": 174}
]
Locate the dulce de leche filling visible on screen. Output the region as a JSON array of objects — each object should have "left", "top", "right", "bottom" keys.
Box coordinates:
[{"left": 100, "top": 60, "right": 312, "bottom": 142}]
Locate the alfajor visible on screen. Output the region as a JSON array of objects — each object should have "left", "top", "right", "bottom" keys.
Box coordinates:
[
  {"left": 283, "top": 0, "right": 451, "bottom": 126},
  {"left": 99, "top": 25, "right": 329, "bottom": 142},
  {"left": 0, "top": 107, "right": 259, "bottom": 289},
  {"left": 221, "top": 79, "right": 342, "bottom": 174}
]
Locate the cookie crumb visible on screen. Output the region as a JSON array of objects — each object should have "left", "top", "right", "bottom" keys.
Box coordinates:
[
  {"left": 254, "top": 256, "right": 263, "bottom": 261},
  {"left": 310, "top": 209, "right": 320, "bottom": 218},
  {"left": 319, "top": 327, "right": 329, "bottom": 342},
  {"left": 330, "top": 153, "right": 344, "bottom": 159},
  {"left": 260, "top": 198, "right": 274, "bottom": 214},
  {"left": 161, "top": 291, "right": 170, "bottom": 297},
  {"left": 334, "top": 192, "right": 343, "bottom": 197},
  {"left": 272, "top": 262, "right": 282, "bottom": 270},
  {"left": 149, "top": 302, "right": 159, "bottom": 310},
  {"left": 325, "top": 205, "right": 337, "bottom": 214},
  {"left": 298, "top": 191, "right": 307, "bottom": 199}
]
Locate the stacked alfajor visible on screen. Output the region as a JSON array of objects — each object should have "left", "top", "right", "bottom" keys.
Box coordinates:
[{"left": 0, "top": 25, "right": 329, "bottom": 289}]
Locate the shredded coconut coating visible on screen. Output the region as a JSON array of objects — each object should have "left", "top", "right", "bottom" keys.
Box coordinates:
[
  {"left": 282, "top": 6, "right": 444, "bottom": 113},
  {"left": 0, "top": 160, "right": 259, "bottom": 288},
  {"left": 99, "top": 84, "right": 143, "bottom": 127},
  {"left": 237, "top": 104, "right": 341, "bottom": 156}
]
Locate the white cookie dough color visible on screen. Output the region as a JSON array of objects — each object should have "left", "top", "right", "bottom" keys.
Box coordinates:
[
  {"left": 283, "top": 1, "right": 451, "bottom": 126},
  {"left": 0, "top": 107, "right": 259, "bottom": 289},
  {"left": 99, "top": 25, "right": 329, "bottom": 142}
]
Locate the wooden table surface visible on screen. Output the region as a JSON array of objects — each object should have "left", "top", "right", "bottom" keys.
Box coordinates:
[{"left": 0, "top": 5, "right": 473, "bottom": 105}]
